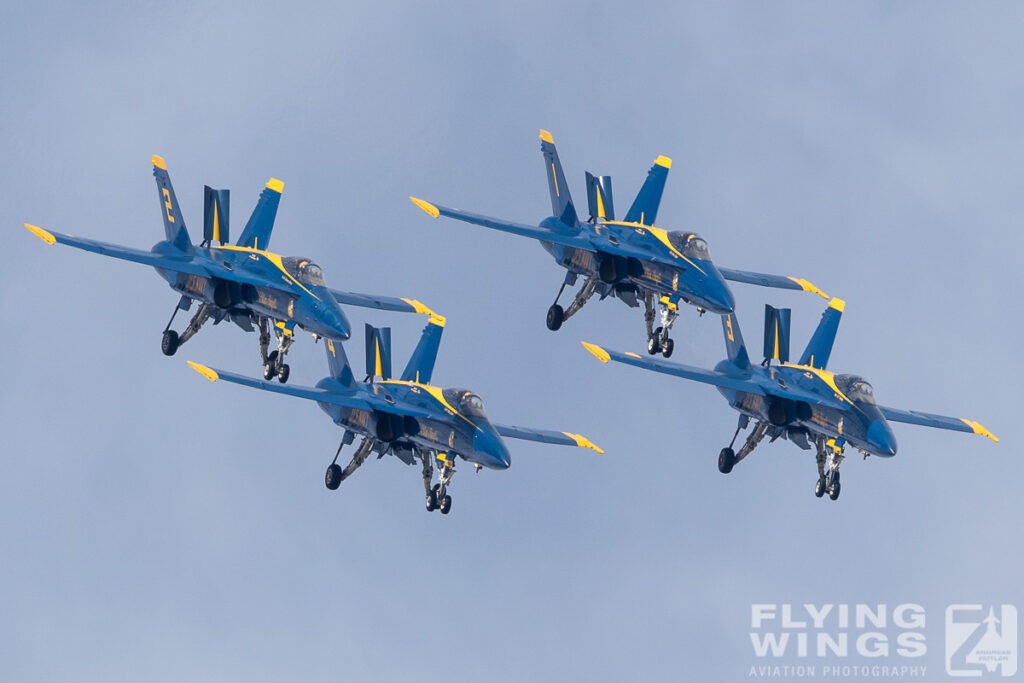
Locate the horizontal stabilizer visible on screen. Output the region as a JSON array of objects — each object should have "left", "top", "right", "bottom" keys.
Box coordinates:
[
  {"left": 798, "top": 298, "right": 844, "bottom": 370},
  {"left": 624, "top": 155, "right": 671, "bottom": 226},
  {"left": 585, "top": 172, "right": 615, "bottom": 221},
  {"left": 203, "top": 186, "right": 230, "bottom": 245},
  {"left": 364, "top": 324, "right": 393, "bottom": 380},
  {"left": 236, "top": 178, "right": 283, "bottom": 249},
  {"left": 763, "top": 305, "right": 791, "bottom": 363}
]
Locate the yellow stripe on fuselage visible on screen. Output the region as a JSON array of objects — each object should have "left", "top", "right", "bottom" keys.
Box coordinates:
[
  {"left": 778, "top": 363, "right": 861, "bottom": 411},
  {"left": 212, "top": 245, "right": 320, "bottom": 301},
  {"left": 598, "top": 221, "right": 705, "bottom": 275}
]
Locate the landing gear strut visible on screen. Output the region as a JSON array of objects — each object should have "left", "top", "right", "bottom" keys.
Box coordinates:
[
  {"left": 814, "top": 437, "right": 844, "bottom": 501},
  {"left": 546, "top": 273, "right": 596, "bottom": 331},
  {"left": 161, "top": 296, "right": 211, "bottom": 356},
  {"left": 645, "top": 293, "right": 678, "bottom": 358},
  {"left": 423, "top": 452, "right": 456, "bottom": 515},
  {"left": 260, "top": 317, "right": 294, "bottom": 383},
  {"left": 325, "top": 433, "right": 374, "bottom": 490}
]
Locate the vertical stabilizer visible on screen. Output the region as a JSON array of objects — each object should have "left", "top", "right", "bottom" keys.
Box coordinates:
[
  {"left": 798, "top": 299, "right": 845, "bottom": 370},
  {"left": 539, "top": 130, "right": 579, "bottom": 228},
  {"left": 152, "top": 155, "right": 192, "bottom": 252},
  {"left": 400, "top": 315, "right": 446, "bottom": 384}
]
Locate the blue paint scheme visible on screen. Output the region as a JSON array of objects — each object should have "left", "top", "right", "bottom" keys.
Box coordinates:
[
  {"left": 413, "top": 131, "right": 827, "bottom": 343},
  {"left": 27, "top": 156, "right": 436, "bottom": 362},
  {"left": 586, "top": 298, "right": 995, "bottom": 468},
  {"left": 193, "top": 319, "right": 600, "bottom": 502}
]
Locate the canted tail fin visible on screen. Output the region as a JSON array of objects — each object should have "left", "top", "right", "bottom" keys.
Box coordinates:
[
  {"left": 798, "top": 298, "right": 844, "bottom": 370},
  {"left": 539, "top": 130, "right": 579, "bottom": 228},
  {"left": 235, "top": 178, "right": 283, "bottom": 249},
  {"left": 203, "top": 186, "right": 230, "bottom": 245},
  {"left": 763, "top": 305, "right": 791, "bottom": 364},
  {"left": 324, "top": 338, "right": 357, "bottom": 389},
  {"left": 624, "top": 155, "right": 671, "bottom": 226},
  {"left": 721, "top": 312, "right": 752, "bottom": 371},
  {"left": 364, "top": 324, "right": 393, "bottom": 380},
  {"left": 152, "top": 155, "right": 192, "bottom": 252},
  {"left": 585, "top": 172, "right": 615, "bottom": 221},
  {"left": 400, "top": 315, "right": 446, "bottom": 384}
]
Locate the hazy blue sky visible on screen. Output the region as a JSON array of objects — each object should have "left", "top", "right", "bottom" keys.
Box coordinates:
[{"left": 2, "top": 2, "right": 1020, "bottom": 680}]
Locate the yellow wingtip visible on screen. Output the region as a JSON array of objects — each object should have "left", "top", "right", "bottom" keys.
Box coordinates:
[
  {"left": 409, "top": 196, "right": 440, "bottom": 218},
  {"left": 829, "top": 297, "right": 846, "bottom": 312},
  {"left": 563, "top": 432, "right": 604, "bottom": 454},
  {"left": 152, "top": 154, "right": 167, "bottom": 170},
  {"left": 787, "top": 277, "right": 829, "bottom": 299},
  {"left": 25, "top": 223, "right": 56, "bottom": 245},
  {"left": 655, "top": 155, "right": 672, "bottom": 169},
  {"left": 400, "top": 298, "right": 445, "bottom": 327},
  {"left": 962, "top": 419, "right": 999, "bottom": 443},
  {"left": 581, "top": 341, "right": 610, "bottom": 363},
  {"left": 187, "top": 361, "right": 219, "bottom": 382},
  {"left": 266, "top": 178, "right": 284, "bottom": 193},
  {"left": 539, "top": 129, "right": 554, "bottom": 144}
]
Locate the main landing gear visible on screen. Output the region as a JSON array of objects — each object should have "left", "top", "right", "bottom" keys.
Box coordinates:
[
  {"left": 644, "top": 292, "right": 681, "bottom": 358},
  {"left": 546, "top": 273, "right": 597, "bottom": 331},
  {"left": 161, "top": 296, "right": 212, "bottom": 357},
  {"left": 718, "top": 415, "right": 768, "bottom": 474},
  {"left": 423, "top": 451, "right": 455, "bottom": 515},
  {"left": 814, "top": 437, "right": 844, "bottom": 501},
  {"left": 324, "top": 432, "right": 374, "bottom": 490},
  {"left": 259, "top": 317, "right": 294, "bottom": 384}
]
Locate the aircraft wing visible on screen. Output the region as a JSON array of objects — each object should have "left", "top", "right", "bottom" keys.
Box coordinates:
[
  {"left": 410, "top": 198, "right": 590, "bottom": 251},
  {"left": 25, "top": 224, "right": 211, "bottom": 278},
  {"left": 581, "top": 342, "right": 766, "bottom": 395},
  {"left": 718, "top": 267, "right": 829, "bottom": 299},
  {"left": 328, "top": 289, "right": 438, "bottom": 317},
  {"left": 878, "top": 405, "right": 998, "bottom": 442},
  {"left": 492, "top": 424, "right": 603, "bottom": 453}
]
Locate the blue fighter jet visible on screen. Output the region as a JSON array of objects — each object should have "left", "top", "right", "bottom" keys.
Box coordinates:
[
  {"left": 187, "top": 314, "right": 602, "bottom": 514},
  {"left": 25, "top": 156, "right": 437, "bottom": 382},
  {"left": 411, "top": 130, "right": 828, "bottom": 357},
  {"left": 583, "top": 299, "right": 997, "bottom": 500}
]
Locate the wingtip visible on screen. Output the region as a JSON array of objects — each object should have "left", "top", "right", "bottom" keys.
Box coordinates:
[
  {"left": 400, "top": 298, "right": 445, "bottom": 326},
  {"left": 266, "top": 178, "right": 284, "bottom": 193},
  {"left": 152, "top": 154, "right": 167, "bottom": 170},
  {"left": 539, "top": 129, "right": 554, "bottom": 144},
  {"left": 581, "top": 341, "right": 610, "bottom": 363},
  {"left": 655, "top": 155, "right": 672, "bottom": 169},
  {"left": 187, "top": 361, "right": 219, "bottom": 382},
  {"left": 25, "top": 223, "right": 56, "bottom": 245},
  {"left": 787, "top": 277, "right": 829, "bottom": 299},
  {"left": 962, "top": 419, "right": 999, "bottom": 443},
  {"left": 409, "top": 196, "right": 440, "bottom": 218},
  {"left": 563, "top": 432, "right": 604, "bottom": 454}
]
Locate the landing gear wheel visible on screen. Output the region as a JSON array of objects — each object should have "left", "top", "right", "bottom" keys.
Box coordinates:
[
  {"left": 718, "top": 447, "right": 735, "bottom": 474},
  {"left": 662, "top": 338, "right": 674, "bottom": 358},
  {"left": 325, "top": 464, "right": 343, "bottom": 490},
  {"left": 426, "top": 491, "right": 437, "bottom": 511},
  {"left": 829, "top": 481, "right": 841, "bottom": 501},
  {"left": 546, "top": 304, "right": 564, "bottom": 331},
  {"left": 439, "top": 495, "right": 452, "bottom": 515},
  {"left": 161, "top": 330, "right": 179, "bottom": 356},
  {"left": 648, "top": 336, "right": 661, "bottom": 355},
  {"left": 263, "top": 363, "right": 277, "bottom": 380},
  {"left": 276, "top": 364, "right": 290, "bottom": 383},
  {"left": 814, "top": 477, "right": 826, "bottom": 498}
]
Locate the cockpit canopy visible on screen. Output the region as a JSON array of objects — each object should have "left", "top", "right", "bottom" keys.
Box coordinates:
[
  {"left": 667, "top": 231, "right": 711, "bottom": 260},
  {"left": 836, "top": 374, "right": 876, "bottom": 404},
  {"left": 283, "top": 257, "right": 326, "bottom": 287},
  {"left": 442, "top": 388, "right": 488, "bottom": 418}
]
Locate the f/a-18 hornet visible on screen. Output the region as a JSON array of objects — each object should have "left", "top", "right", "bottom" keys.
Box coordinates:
[
  {"left": 583, "top": 299, "right": 997, "bottom": 500},
  {"left": 188, "top": 315, "right": 602, "bottom": 514},
  {"left": 410, "top": 130, "right": 827, "bottom": 357},
  {"left": 25, "top": 156, "right": 436, "bottom": 382}
]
